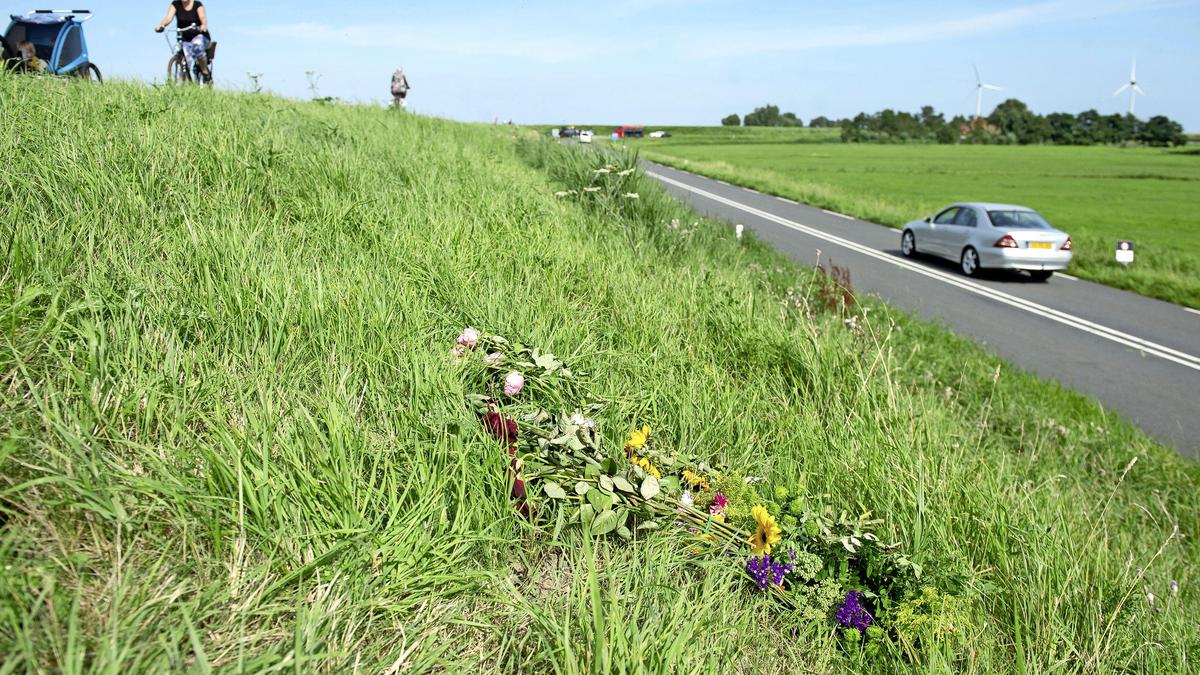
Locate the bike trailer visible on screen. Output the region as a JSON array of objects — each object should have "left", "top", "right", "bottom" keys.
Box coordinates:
[{"left": 3, "top": 9, "right": 98, "bottom": 77}]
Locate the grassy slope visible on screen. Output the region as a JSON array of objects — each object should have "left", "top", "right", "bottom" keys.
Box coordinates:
[
  {"left": 1, "top": 78, "right": 1197, "bottom": 672},
  {"left": 631, "top": 138, "right": 1200, "bottom": 308}
]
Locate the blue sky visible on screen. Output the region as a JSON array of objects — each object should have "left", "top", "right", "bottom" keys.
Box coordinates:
[{"left": 7, "top": 1, "right": 1199, "bottom": 129}]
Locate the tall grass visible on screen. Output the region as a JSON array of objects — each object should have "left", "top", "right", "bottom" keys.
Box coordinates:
[{"left": 1, "top": 77, "right": 1197, "bottom": 672}]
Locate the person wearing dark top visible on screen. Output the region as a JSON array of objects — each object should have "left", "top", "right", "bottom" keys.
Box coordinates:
[{"left": 155, "top": 0, "right": 211, "bottom": 78}]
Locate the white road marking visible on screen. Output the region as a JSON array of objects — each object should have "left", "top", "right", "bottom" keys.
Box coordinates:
[
  {"left": 775, "top": 196, "right": 797, "bottom": 204},
  {"left": 649, "top": 170, "right": 1200, "bottom": 372},
  {"left": 822, "top": 209, "right": 854, "bottom": 220},
  {"left": 1056, "top": 272, "right": 1078, "bottom": 281},
  {"left": 1185, "top": 307, "right": 1200, "bottom": 317}
]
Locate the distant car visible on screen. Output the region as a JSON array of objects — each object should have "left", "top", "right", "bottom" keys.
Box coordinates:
[
  {"left": 558, "top": 126, "right": 579, "bottom": 138},
  {"left": 648, "top": 130, "right": 672, "bottom": 138},
  {"left": 614, "top": 125, "right": 644, "bottom": 138},
  {"left": 900, "top": 203, "right": 1072, "bottom": 281},
  {"left": 579, "top": 130, "right": 593, "bottom": 143}
]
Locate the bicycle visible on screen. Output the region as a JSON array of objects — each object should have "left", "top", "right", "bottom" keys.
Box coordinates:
[{"left": 162, "top": 23, "right": 215, "bottom": 85}]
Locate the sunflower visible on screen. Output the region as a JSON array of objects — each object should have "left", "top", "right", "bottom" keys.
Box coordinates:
[
  {"left": 748, "top": 505, "right": 782, "bottom": 555},
  {"left": 681, "top": 469, "right": 709, "bottom": 492},
  {"left": 625, "top": 426, "right": 650, "bottom": 452}
]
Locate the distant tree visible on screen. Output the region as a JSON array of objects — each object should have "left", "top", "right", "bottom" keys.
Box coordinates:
[
  {"left": 743, "top": 104, "right": 802, "bottom": 127},
  {"left": 1100, "top": 113, "right": 1134, "bottom": 144},
  {"left": 808, "top": 116, "right": 834, "bottom": 128},
  {"left": 987, "top": 98, "right": 1050, "bottom": 144},
  {"left": 1139, "top": 115, "right": 1187, "bottom": 147},
  {"left": 744, "top": 104, "right": 781, "bottom": 127},
  {"left": 1045, "top": 112, "right": 1080, "bottom": 145},
  {"left": 721, "top": 114, "right": 741, "bottom": 126},
  {"left": 780, "top": 111, "right": 803, "bottom": 127}
]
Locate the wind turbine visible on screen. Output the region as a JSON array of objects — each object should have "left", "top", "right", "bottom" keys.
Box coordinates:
[
  {"left": 973, "top": 65, "right": 1002, "bottom": 120},
  {"left": 1113, "top": 59, "right": 1145, "bottom": 116}
]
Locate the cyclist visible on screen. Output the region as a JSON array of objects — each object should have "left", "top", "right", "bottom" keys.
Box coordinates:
[
  {"left": 390, "top": 66, "right": 410, "bottom": 108},
  {"left": 154, "top": 1, "right": 211, "bottom": 80}
]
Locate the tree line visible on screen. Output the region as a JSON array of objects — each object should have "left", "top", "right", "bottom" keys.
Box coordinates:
[{"left": 722, "top": 101, "right": 1188, "bottom": 147}]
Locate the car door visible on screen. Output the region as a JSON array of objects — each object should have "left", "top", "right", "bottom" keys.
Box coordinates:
[
  {"left": 926, "top": 207, "right": 960, "bottom": 257},
  {"left": 943, "top": 206, "right": 979, "bottom": 255}
]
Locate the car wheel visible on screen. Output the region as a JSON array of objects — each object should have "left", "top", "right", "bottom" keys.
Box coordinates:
[
  {"left": 1029, "top": 270, "right": 1054, "bottom": 282},
  {"left": 960, "top": 247, "right": 981, "bottom": 277},
  {"left": 901, "top": 230, "right": 916, "bottom": 257}
]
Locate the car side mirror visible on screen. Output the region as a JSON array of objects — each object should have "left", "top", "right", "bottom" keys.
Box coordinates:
[{"left": 924, "top": 216, "right": 932, "bottom": 223}]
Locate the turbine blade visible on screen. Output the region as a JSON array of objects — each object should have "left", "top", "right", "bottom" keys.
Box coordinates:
[
  {"left": 1113, "top": 83, "right": 1130, "bottom": 96},
  {"left": 983, "top": 84, "right": 1003, "bottom": 91},
  {"left": 1133, "top": 85, "right": 1146, "bottom": 96},
  {"left": 974, "top": 64, "right": 981, "bottom": 84},
  {"left": 1131, "top": 59, "right": 1137, "bottom": 81}
]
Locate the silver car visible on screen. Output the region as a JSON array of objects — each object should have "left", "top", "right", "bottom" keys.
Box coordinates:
[{"left": 900, "top": 202, "right": 1072, "bottom": 281}]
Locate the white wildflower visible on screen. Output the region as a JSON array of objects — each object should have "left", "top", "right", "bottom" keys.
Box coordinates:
[{"left": 622, "top": 192, "right": 639, "bottom": 199}]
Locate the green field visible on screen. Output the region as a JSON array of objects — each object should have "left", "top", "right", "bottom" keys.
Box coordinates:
[
  {"left": 629, "top": 136, "right": 1200, "bottom": 308},
  {"left": 2, "top": 78, "right": 1198, "bottom": 672}
]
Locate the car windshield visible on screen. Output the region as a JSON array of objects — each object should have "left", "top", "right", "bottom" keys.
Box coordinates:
[{"left": 987, "top": 210, "right": 1054, "bottom": 230}]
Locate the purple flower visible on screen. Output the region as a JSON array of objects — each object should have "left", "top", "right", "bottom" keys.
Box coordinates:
[
  {"left": 836, "top": 591, "right": 874, "bottom": 633},
  {"left": 710, "top": 492, "right": 728, "bottom": 516},
  {"left": 1170, "top": 579, "right": 1179, "bottom": 594},
  {"left": 745, "top": 554, "right": 794, "bottom": 592}
]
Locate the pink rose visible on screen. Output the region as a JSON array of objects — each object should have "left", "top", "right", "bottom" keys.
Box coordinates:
[
  {"left": 503, "top": 371, "right": 525, "bottom": 397},
  {"left": 457, "top": 327, "right": 480, "bottom": 349}
]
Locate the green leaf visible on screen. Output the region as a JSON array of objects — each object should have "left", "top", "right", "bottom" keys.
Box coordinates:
[
  {"left": 574, "top": 481, "right": 590, "bottom": 496},
  {"left": 584, "top": 463, "right": 600, "bottom": 478},
  {"left": 599, "top": 475, "right": 614, "bottom": 493},
  {"left": 636, "top": 520, "right": 659, "bottom": 531},
  {"left": 616, "top": 526, "right": 632, "bottom": 541},
  {"left": 660, "top": 475, "right": 681, "bottom": 495},
  {"left": 612, "top": 476, "right": 636, "bottom": 493},
  {"left": 543, "top": 481, "right": 567, "bottom": 500},
  {"left": 579, "top": 504, "right": 595, "bottom": 526},
  {"left": 587, "top": 489, "right": 614, "bottom": 511},
  {"left": 640, "top": 475, "right": 660, "bottom": 500},
  {"left": 592, "top": 509, "right": 619, "bottom": 536}
]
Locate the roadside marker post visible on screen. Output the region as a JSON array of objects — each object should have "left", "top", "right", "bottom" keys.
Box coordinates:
[{"left": 1116, "top": 240, "right": 1135, "bottom": 266}]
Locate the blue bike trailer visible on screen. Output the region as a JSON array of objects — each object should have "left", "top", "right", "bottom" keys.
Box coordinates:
[{"left": 4, "top": 9, "right": 95, "bottom": 76}]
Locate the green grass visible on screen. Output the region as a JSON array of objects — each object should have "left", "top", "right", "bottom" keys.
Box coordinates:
[
  {"left": 1, "top": 77, "right": 1197, "bottom": 672},
  {"left": 631, "top": 134, "right": 1200, "bottom": 308}
]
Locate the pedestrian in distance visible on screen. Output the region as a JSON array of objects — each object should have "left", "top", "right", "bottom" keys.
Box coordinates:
[
  {"left": 390, "top": 66, "right": 410, "bottom": 109},
  {"left": 155, "top": 0, "right": 212, "bottom": 80}
]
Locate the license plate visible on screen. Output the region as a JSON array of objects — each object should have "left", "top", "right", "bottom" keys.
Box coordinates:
[{"left": 1029, "top": 242, "right": 1053, "bottom": 250}]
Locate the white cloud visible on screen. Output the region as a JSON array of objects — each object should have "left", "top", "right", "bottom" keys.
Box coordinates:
[{"left": 683, "top": 0, "right": 1184, "bottom": 57}]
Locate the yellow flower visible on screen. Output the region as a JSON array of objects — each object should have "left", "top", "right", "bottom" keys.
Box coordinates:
[
  {"left": 748, "top": 505, "right": 782, "bottom": 555},
  {"left": 631, "top": 455, "right": 662, "bottom": 479},
  {"left": 682, "top": 469, "right": 709, "bottom": 491},
  {"left": 625, "top": 425, "right": 650, "bottom": 451}
]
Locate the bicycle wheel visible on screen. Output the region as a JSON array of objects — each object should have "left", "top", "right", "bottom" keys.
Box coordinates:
[
  {"left": 167, "top": 53, "right": 190, "bottom": 83},
  {"left": 74, "top": 62, "right": 102, "bottom": 82}
]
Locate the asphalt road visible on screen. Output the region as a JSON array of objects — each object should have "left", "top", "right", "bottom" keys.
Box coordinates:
[{"left": 647, "top": 162, "right": 1200, "bottom": 457}]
